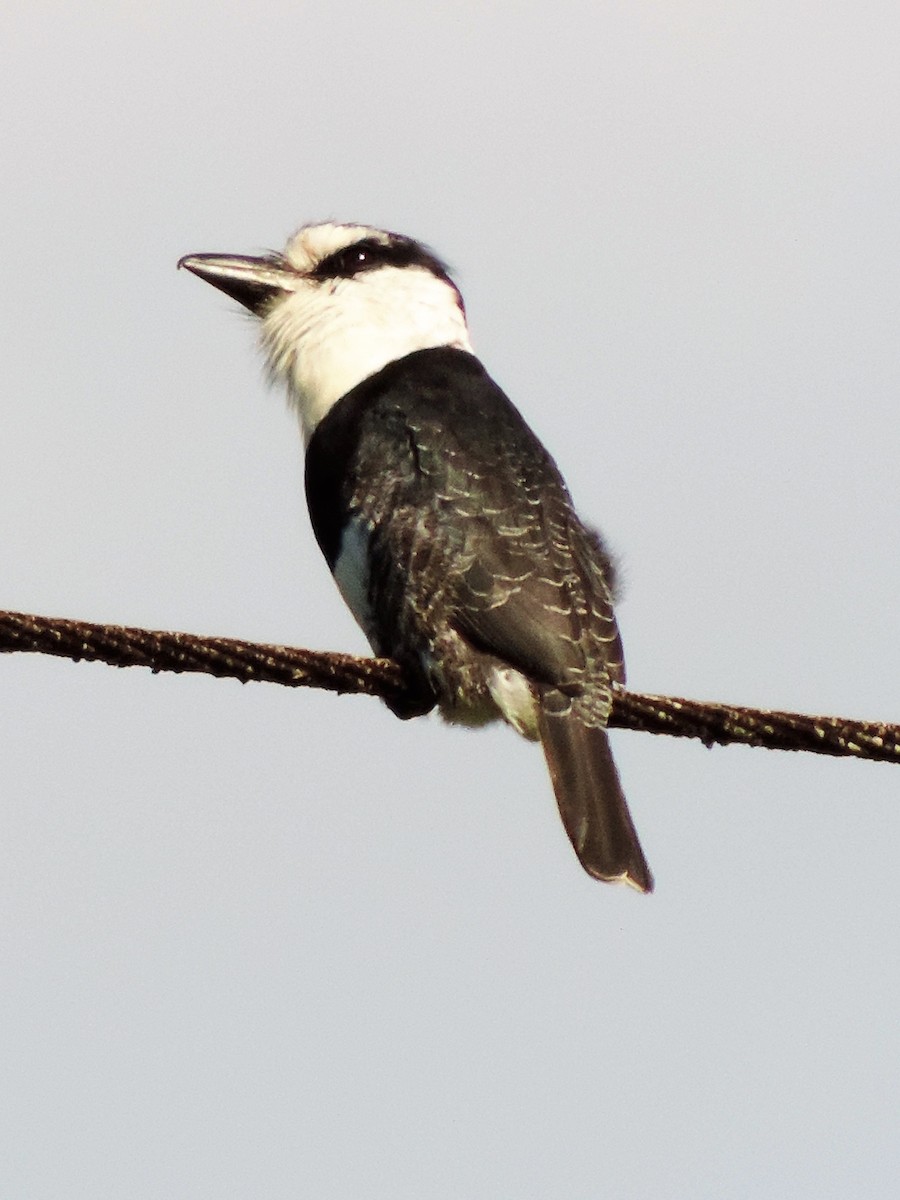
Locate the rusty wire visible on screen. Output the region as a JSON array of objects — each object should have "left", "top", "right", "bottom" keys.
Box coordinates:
[{"left": 1, "top": 608, "right": 897, "bottom": 765}]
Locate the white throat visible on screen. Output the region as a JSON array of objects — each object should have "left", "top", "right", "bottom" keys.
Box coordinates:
[{"left": 260, "top": 264, "right": 473, "bottom": 442}]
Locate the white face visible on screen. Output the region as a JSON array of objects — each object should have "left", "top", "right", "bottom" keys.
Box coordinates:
[{"left": 258, "top": 222, "right": 474, "bottom": 441}]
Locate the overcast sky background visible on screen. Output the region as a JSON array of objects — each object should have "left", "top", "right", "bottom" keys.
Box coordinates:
[{"left": 1, "top": 3, "right": 898, "bottom": 1197}]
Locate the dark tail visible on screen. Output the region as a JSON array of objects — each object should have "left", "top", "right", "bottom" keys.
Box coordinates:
[{"left": 537, "top": 710, "right": 653, "bottom": 893}]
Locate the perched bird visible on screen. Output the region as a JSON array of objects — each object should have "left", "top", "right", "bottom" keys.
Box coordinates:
[{"left": 180, "top": 222, "right": 653, "bottom": 892}]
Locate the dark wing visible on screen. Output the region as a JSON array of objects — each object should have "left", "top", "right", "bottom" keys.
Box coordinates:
[
  {"left": 306, "top": 346, "right": 623, "bottom": 702},
  {"left": 448, "top": 486, "right": 625, "bottom": 697}
]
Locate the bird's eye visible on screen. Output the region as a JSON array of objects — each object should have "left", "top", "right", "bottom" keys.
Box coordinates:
[
  {"left": 315, "top": 239, "right": 385, "bottom": 280},
  {"left": 343, "top": 240, "right": 385, "bottom": 271}
]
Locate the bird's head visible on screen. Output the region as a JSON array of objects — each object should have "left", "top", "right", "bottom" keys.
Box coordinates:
[{"left": 180, "top": 222, "right": 473, "bottom": 439}]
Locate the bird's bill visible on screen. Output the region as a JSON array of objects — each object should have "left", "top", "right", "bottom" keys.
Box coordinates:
[{"left": 178, "top": 252, "right": 295, "bottom": 313}]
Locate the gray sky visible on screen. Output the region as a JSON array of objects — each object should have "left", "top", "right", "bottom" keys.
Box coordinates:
[{"left": 1, "top": 3, "right": 898, "bottom": 1196}]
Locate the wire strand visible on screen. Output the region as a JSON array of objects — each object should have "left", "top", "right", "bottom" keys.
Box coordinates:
[{"left": 2, "top": 609, "right": 897, "bottom": 764}]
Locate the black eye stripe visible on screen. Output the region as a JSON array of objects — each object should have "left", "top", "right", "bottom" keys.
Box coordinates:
[{"left": 312, "top": 236, "right": 453, "bottom": 283}]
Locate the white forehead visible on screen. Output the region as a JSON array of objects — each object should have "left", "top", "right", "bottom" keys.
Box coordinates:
[{"left": 283, "top": 222, "right": 391, "bottom": 272}]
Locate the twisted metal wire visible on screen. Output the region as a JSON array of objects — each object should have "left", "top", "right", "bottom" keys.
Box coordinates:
[{"left": 1, "top": 609, "right": 897, "bottom": 764}]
